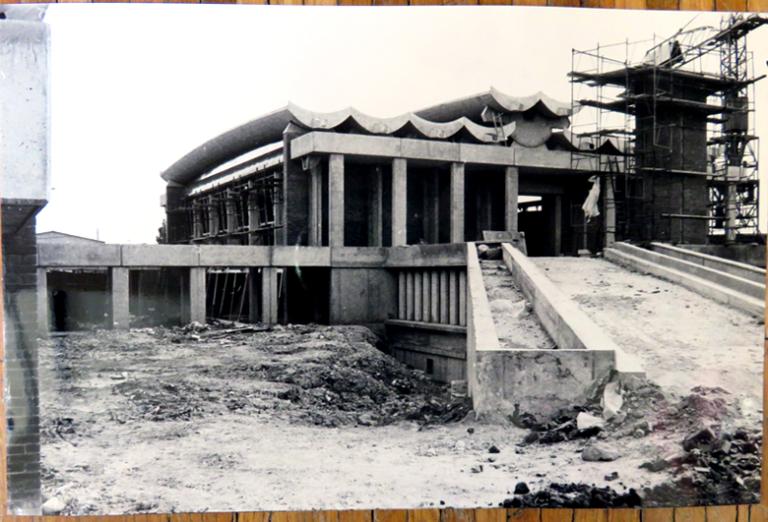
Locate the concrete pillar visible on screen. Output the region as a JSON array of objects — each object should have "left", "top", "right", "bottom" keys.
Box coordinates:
[
  {"left": 225, "top": 189, "right": 237, "bottom": 236},
  {"left": 553, "top": 195, "right": 563, "bottom": 255},
  {"left": 505, "top": 166, "right": 520, "bottom": 233},
  {"left": 329, "top": 154, "right": 345, "bottom": 247},
  {"left": 392, "top": 158, "right": 408, "bottom": 246},
  {"left": 370, "top": 166, "right": 384, "bottom": 247},
  {"left": 111, "top": 267, "right": 130, "bottom": 329},
  {"left": 248, "top": 268, "right": 260, "bottom": 323},
  {"left": 309, "top": 160, "right": 323, "bottom": 246},
  {"left": 450, "top": 163, "right": 465, "bottom": 243},
  {"left": 603, "top": 176, "right": 616, "bottom": 248},
  {"left": 189, "top": 267, "right": 206, "bottom": 324},
  {"left": 208, "top": 196, "right": 217, "bottom": 237},
  {"left": 36, "top": 268, "right": 48, "bottom": 334},
  {"left": 261, "top": 267, "right": 279, "bottom": 324}
]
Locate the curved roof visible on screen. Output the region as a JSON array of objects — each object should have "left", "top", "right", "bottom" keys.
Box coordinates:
[{"left": 161, "top": 88, "right": 575, "bottom": 186}]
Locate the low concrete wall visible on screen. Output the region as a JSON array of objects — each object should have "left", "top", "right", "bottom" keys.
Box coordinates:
[
  {"left": 474, "top": 349, "right": 615, "bottom": 420},
  {"left": 680, "top": 243, "right": 766, "bottom": 269},
  {"left": 651, "top": 242, "right": 765, "bottom": 285}
]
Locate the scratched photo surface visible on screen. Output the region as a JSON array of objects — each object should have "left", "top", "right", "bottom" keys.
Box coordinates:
[{"left": 1, "top": 3, "right": 766, "bottom": 516}]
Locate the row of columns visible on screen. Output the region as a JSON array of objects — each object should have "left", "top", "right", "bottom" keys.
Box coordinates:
[{"left": 311, "top": 155, "right": 521, "bottom": 248}]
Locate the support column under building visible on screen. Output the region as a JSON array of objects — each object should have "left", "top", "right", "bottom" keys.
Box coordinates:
[
  {"left": 261, "top": 267, "right": 279, "bottom": 324},
  {"left": 189, "top": 267, "right": 206, "bottom": 324},
  {"left": 450, "top": 163, "right": 465, "bottom": 243},
  {"left": 308, "top": 159, "right": 323, "bottom": 246},
  {"left": 370, "top": 166, "right": 384, "bottom": 247},
  {"left": 505, "top": 166, "right": 519, "bottom": 233},
  {"left": 111, "top": 267, "right": 130, "bottom": 329},
  {"left": 392, "top": 158, "right": 407, "bottom": 246},
  {"left": 36, "top": 268, "right": 49, "bottom": 334},
  {"left": 329, "top": 154, "right": 345, "bottom": 247},
  {"left": 248, "top": 268, "right": 260, "bottom": 323}
]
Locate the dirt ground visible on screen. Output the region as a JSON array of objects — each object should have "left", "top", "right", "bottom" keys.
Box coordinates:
[
  {"left": 37, "top": 324, "right": 691, "bottom": 514},
  {"left": 40, "top": 313, "right": 761, "bottom": 513},
  {"left": 481, "top": 260, "right": 554, "bottom": 350},
  {"left": 534, "top": 257, "right": 764, "bottom": 426}
]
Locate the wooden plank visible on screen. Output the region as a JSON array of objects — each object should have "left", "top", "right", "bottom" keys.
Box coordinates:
[
  {"left": 673, "top": 507, "right": 706, "bottom": 522},
  {"left": 374, "top": 511, "right": 408, "bottom": 522},
  {"left": 705, "top": 506, "right": 736, "bottom": 522},
  {"left": 315, "top": 511, "right": 341, "bottom": 522},
  {"left": 338, "top": 511, "right": 373, "bottom": 522},
  {"left": 474, "top": 508, "right": 506, "bottom": 522},
  {"left": 640, "top": 509, "right": 674, "bottom": 522},
  {"left": 337, "top": 0, "right": 374, "bottom": 4},
  {"left": 715, "top": 0, "right": 746, "bottom": 9},
  {"left": 747, "top": 0, "right": 768, "bottom": 10},
  {"left": 541, "top": 510, "right": 574, "bottom": 522},
  {"left": 478, "top": 0, "right": 514, "bottom": 5},
  {"left": 678, "top": 0, "right": 713, "bottom": 9},
  {"left": 272, "top": 512, "right": 314, "bottom": 522},
  {"left": 512, "top": 0, "right": 547, "bottom": 5},
  {"left": 614, "top": 0, "right": 646, "bottom": 7},
  {"left": 508, "top": 508, "right": 540, "bottom": 522},
  {"left": 236, "top": 0, "right": 270, "bottom": 4},
  {"left": 574, "top": 510, "right": 608, "bottom": 522},
  {"left": 304, "top": 0, "right": 338, "bottom": 4},
  {"left": 606, "top": 509, "right": 640, "bottom": 522},
  {"left": 410, "top": 510, "right": 440, "bottom": 522},
  {"left": 736, "top": 505, "right": 750, "bottom": 522},
  {"left": 442, "top": 509, "right": 475, "bottom": 522},
  {"left": 644, "top": 0, "right": 679, "bottom": 9},
  {"left": 751, "top": 504, "right": 768, "bottom": 522}
]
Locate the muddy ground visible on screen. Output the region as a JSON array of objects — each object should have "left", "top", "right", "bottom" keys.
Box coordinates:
[{"left": 40, "top": 315, "right": 761, "bottom": 514}]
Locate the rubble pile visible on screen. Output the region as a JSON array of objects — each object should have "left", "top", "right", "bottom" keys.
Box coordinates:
[
  {"left": 52, "top": 323, "right": 470, "bottom": 428},
  {"left": 502, "top": 482, "right": 642, "bottom": 508}
]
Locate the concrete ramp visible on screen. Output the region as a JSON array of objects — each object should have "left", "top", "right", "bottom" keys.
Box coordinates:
[
  {"left": 605, "top": 242, "right": 764, "bottom": 317},
  {"left": 466, "top": 243, "right": 643, "bottom": 421}
]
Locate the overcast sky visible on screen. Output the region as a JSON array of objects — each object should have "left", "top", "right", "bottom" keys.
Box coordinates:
[{"left": 38, "top": 5, "right": 768, "bottom": 244}]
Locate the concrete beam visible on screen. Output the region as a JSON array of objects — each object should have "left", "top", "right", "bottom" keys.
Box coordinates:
[
  {"left": 290, "top": 131, "right": 613, "bottom": 172},
  {"left": 328, "top": 154, "right": 345, "bottom": 247},
  {"left": 122, "top": 245, "right": 199, "bottom": 267},
  {"left": 189, "top": 267, "right": 206, "bottom": 324},
  {"left": 38, "top": 243, "right": 122, "bottom": 267},
  {"left": 450, "top": 163, "right": 465, "bottom": 243},
  {"left": 392, "top": 158, "right": 407, "bottom": 246},
  {"left": 111, "top": 267, "right": 130, "bottom": 329},
  {"left": 505, "top": 166, "right": 519, "bottom": 233}
]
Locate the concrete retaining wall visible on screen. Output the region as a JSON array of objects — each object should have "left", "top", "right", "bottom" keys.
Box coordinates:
[
  {"left": 465, "top": 243, "right": 644, "bottom": 420},
  {"left": 650, "top": 242, "right": 765, "bottom": 285},
  {"left": 385, "top": 321, "right": 466, "bottom": 383}
]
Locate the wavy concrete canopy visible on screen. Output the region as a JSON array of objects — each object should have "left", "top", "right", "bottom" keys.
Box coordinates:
[{"left": 161, "top": 88, "right": 576, "bottom": 186}]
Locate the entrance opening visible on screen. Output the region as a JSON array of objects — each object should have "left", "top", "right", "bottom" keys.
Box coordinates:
[
  {"left": 130, "top": 269, "right": 185, "bottom": 327},
  {"left": 47, "top": 269, "right": 110, "bottom": 331},
  {"left": 344, "top": 161, "right": 392, "bottom": 247},
  {"left": 406, "top": 165, "right": 450, "bottom": 245},
  {"left": 465, "top": 167, "right": 505, "bottom": 241}
]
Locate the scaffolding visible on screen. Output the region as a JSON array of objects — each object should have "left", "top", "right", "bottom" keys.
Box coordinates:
[{"left": 569, "top": 14, "right": 766, "bottom": 244}]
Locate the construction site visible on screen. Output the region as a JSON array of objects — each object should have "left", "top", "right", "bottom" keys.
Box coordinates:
[{"left": 1, "top": 5, "right": 766, "bottom": 515}]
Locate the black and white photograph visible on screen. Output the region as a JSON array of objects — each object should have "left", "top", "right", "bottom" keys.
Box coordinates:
[{"left": 0, "top": 3, "right": 766, "bottom": 515}]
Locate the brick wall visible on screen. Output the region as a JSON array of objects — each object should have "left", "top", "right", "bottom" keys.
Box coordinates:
[{"left": 2, "top": 202, "right": 42, "bottom": 514}]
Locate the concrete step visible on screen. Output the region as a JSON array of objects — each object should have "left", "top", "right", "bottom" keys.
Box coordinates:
[
  {"left": 604, "top": 247, "right": 764, "bottom": 318},
  {"left": 612, "top": 242, "right": 765, "bottom": 301},
  {"left": 650, "top": 242, "right": 765, "bottom": 285}
]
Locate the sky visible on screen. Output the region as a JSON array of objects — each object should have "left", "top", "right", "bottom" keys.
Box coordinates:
[{"left": 38, "top": 4, "right": 768, "bottom": 244}]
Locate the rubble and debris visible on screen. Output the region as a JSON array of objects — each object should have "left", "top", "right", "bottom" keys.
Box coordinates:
[
  {"left": 42, "top": 497, "right": 66, "bottom": 515},
  {"left": 582, "top": 443, "right": 621, "bottom": 462},
  {"left": 513, "top": 482, "right": 530, "bottom": 494},
  {"left": 502, "top": 483, "right": 642, "bottom": 508}
]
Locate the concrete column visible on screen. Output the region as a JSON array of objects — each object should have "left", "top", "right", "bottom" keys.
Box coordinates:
[
  {"left": 308, "top": 161, "right": 323, "bottom": 246},
  {"left": 329, "top": 154, "right": 345, "bottom": 247},
  {"left": 248, "top": 268, "right": 260, "bottom": 323},
  {"left": 450, "top": 163, "right": 465, "bottom": 243},
  {"left": 36, "top": 268, "right": 48, "bottom": 334},
  {"left": 261, "top": 267, "right": 279, "bottom": 324},
  {"left": 208, "top": 196, "right": 217, "bottom": 237},
  {"left": 111, "top": 267, "right": 130, "bottom": 329},
  {"left": 505, "top": 166, "right": 520, "bottom": 233},
  {"left": 392, "top": 158, "right": 408, "bottom": 246},
  {"left": 189, "top": 267, "right": 206, "bottom": 324},
  {"left": 603, "top": 176, "right": 616, "bottom": 247},
  {"left": 370, "top": 167, "right": 384, "bottom": 247},
  {"left": 225, "top": 189, "right": 237, "bottom": 235},
  {"left": 553, "top": 195, "right": 563, "bottom": 255}
]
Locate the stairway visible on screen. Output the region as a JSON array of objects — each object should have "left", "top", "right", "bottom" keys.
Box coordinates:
[{"left": 604, "top": 242, "right": 765, "bottom": 318}]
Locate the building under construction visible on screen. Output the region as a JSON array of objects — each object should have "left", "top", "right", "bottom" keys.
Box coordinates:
[{"left": 570, "top": 13, "right": 766, "bottom": 246}]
